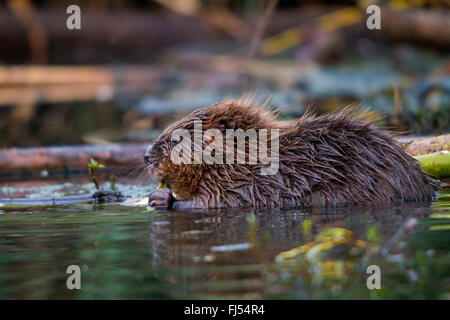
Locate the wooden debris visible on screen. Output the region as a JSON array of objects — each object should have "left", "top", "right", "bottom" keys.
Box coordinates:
[
  {"left": 0, "top": 143, "right": 148, "bottom": 172},
  {"left": 403, "top": 134, "right": 450, "bottom": 156}
]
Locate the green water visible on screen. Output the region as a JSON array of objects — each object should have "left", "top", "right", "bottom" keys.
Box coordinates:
[{"left": 0, "top": 185, "right": 449, "bottom": 299}]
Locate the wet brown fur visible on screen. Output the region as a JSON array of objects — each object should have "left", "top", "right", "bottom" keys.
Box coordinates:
[{"left": 145, "top": 98, "right": 435, "bottom": 209}]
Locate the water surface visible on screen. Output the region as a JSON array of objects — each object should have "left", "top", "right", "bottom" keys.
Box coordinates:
[{"left": 0, "top": 183, "right": 449, "bottom": 299}]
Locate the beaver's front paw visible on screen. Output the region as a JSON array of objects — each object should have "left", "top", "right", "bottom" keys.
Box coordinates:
[{"left": 148, "top": 188, "right": 174, "bottom": 209}]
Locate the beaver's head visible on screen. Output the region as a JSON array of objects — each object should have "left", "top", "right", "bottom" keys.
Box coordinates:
[{"left": 144, "top": 98, "right": 277, "bottom": 200}]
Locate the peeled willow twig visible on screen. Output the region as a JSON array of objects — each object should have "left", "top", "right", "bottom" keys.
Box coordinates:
[{"left": 414, "top": 151, "right": 450, "bottom": 179}]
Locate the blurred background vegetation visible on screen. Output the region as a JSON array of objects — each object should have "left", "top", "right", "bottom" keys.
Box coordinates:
[
  {"left": 0, "top": 1, "right": 449, "bottom": 300},
  {"left": 0, "top": 0, "right": 449, "bottom": 147}
]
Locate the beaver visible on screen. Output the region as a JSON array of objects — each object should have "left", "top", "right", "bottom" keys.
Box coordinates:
[{"left": 145, "top": 97, "right": 435, "bottom": 209}]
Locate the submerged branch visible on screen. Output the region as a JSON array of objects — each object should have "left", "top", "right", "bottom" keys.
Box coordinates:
[{"left": 0, "top": 190, "right": 127, "bottom": 207}]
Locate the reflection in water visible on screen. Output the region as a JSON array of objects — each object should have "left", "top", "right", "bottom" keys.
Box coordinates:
[{"left": 0, "top": 193, "right": 448, "bottom": 299}]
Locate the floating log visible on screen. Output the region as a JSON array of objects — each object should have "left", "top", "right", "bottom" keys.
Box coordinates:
[
  {"left": 403, "top": 134, "right": 450, "bottom": 156},
  {"left": 0, "top": 143, "right": 148, "bottom": 172}
]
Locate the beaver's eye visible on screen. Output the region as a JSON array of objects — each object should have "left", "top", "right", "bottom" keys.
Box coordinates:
[{"left": 170, "top": 134, "right": 181, "bottom": 143}]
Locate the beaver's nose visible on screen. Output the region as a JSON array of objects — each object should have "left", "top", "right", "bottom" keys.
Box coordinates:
[
  {"left": 144, "top": 145, "right": 153, "bottom": 165},
  {"left": 144, "top": 153, "right": 151, "bottom": 164}
]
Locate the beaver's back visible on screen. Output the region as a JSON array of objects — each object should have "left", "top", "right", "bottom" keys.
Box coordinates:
[
  {"left": 277, "top": 111, "right": 435, "bottom": 207},
  {"left": 146, "top": 98, "right": 435, "bottom": 209}
]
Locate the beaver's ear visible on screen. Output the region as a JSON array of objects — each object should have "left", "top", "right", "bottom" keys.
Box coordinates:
[{"left": 218, "top": 117, "right": 236, "bottom": 132}]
